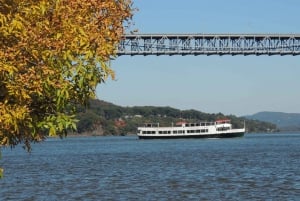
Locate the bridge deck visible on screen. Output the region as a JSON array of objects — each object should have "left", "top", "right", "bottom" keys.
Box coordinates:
[{"left": 117, "top": 34, "right": 300, "bottom": 56}]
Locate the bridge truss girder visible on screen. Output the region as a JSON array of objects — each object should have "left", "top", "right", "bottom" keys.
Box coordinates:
[{"left": 117, "top": 34, "right": 300, "bottom": 56}]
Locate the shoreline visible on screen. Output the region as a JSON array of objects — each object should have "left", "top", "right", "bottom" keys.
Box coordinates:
[{"left": 46, "top": 132, "right": 300, "bottom": 139}]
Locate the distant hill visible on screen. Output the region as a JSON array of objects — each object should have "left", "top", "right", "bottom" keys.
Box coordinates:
[
  {"left": 244, "top": 112, "right": 300, "bottom": 131},
  {"left": 73, "top": 99, "right": 277, "bottom": 136}
]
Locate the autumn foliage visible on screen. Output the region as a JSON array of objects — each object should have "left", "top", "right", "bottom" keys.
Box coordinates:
[{"left": 0, "top": 0, "right": 133, "bottom": 151}]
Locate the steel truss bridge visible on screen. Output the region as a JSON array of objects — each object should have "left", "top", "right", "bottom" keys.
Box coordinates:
[{"left": 117, "top": 34, "right": 300, "bottom": 56}]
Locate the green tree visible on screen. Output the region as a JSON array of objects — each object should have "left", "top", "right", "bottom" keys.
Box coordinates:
[{"left": 0, "top": 0, "right": 134, "bottom": 175}]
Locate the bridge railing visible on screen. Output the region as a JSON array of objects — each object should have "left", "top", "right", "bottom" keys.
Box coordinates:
[{"left": 117, "top": 34, "right": 300, "bottom": 56}]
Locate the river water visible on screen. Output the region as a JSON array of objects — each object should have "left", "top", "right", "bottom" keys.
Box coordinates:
[{"left": 1, "top": 134, "right": 300, "bottom": 200}]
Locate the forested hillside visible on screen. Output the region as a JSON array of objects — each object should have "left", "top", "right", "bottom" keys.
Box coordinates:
[
  {"left": 245, "top": 112, "right": 300, "bottom": 131},
  {"left": 74, "top": 99, "right": 278, "bottom": 136}
]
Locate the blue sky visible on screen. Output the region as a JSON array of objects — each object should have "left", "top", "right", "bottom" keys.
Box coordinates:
[{"left": 97, "top": 0, "right": 300, "bottom": 116}]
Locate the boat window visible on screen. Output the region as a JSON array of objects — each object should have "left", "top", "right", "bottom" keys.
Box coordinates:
[
  {"left": 173, "top": 131, "right": 177, "bottom": 134},
  {"left": 217, "top": 127, "right": 230, "bottom": 131},
  {"left": 143, "top": 131, "right": 154, "bottom": 134}
]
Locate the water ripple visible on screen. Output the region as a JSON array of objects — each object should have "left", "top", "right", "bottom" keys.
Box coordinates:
[{"left": 1, "top": 134, "right": 300, "bottom": 200}]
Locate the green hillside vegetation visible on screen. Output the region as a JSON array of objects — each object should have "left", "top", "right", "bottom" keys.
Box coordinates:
[
  {"left": 74, "top": 99, "right": 278, "bottom": 136},
  {"left": 245, "top": 112, "right": 300, "bottom": 131}
]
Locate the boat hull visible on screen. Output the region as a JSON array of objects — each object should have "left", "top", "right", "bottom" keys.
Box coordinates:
[{"left": 138, "top": 131, "right": 244, "bottom": 139}]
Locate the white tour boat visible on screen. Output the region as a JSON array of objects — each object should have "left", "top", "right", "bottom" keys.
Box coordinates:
[{"left": 137, "top": 119, "right": 245, "bottom": 139}]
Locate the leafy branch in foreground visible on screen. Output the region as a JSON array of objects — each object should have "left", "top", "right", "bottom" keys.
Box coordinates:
[{"left": 0, "top": 0, "right": 134, "bottom": 151}]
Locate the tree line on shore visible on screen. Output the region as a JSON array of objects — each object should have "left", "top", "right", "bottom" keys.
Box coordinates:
[{"left": 74, "top": 99, "right": 278, "bottom": 136}]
